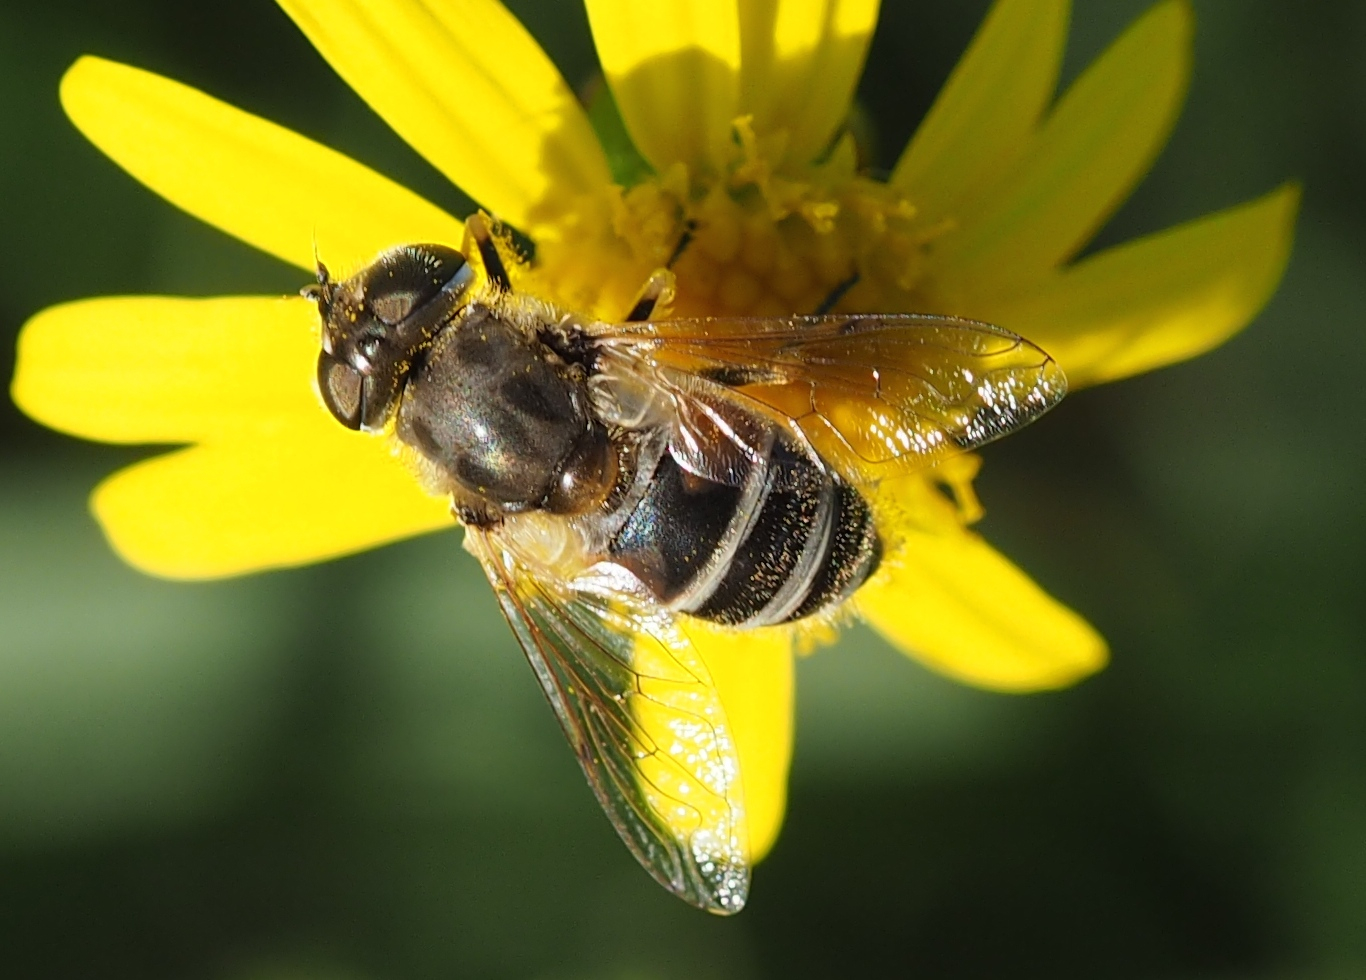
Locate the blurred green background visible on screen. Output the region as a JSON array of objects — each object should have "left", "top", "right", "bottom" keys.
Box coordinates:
[{"left": 2, "top": 0, "right": 1363, "bottom": 977}]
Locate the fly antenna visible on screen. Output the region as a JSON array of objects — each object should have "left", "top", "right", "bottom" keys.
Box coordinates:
[{"left": 302, "top": 232, "right": 332, "bottom": 309}]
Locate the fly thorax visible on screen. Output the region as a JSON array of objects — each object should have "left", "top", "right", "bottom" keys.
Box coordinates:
[{"left": 396, "top": 307, "right": 615, "bottom": 515}]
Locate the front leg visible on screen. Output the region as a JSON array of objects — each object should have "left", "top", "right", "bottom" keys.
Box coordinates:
[
  {"left": 624, "top": 268, "right": 677, "bottom": 322},
  {"left": 452, "top": 498, "right": 502, "bottom": 531},
  {"left": 462, "top": 211, "right": 512, "bottom": 293}
]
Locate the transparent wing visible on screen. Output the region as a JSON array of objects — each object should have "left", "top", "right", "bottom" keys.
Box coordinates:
[
  {"left": 466, "top": 528, "right": 750, "bottom": 914},
  {"left": 596, "top": 313, "right": 1066, "bottom": 481}
]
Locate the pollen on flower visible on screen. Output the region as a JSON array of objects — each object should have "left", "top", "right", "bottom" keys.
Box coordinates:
[{"left": 530, "top": 113, "right": 955, "bottom": 324}]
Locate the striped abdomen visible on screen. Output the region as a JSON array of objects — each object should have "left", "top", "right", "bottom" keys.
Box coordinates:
[{"left": 608, "top": 431, "right": 881, "bottom": 628}]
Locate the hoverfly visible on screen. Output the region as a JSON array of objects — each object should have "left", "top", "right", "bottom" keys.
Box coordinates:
[{"left": 305, "top": 213, "right": 1066, "bottom": 914}]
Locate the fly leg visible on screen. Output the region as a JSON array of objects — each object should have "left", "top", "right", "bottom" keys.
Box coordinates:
[
  {"left": 624, "top": 268, "right": 677, "bottom": 322},
  {"left": 462, "top": 211, "right": 512, "bottom": 293}
]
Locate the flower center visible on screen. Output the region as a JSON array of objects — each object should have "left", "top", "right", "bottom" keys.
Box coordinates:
[{"left": 530, "top": 119, "right": 952, "bottom": 324}]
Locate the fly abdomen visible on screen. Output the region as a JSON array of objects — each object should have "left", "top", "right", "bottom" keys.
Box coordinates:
[
  {"left": 689, "top": 438, "right": 831, "bottom": 626},
  {"left": 608, "top": 450, "right": 747, "bottom": 604},
  {"left": 787, "top": 480, "right": 882, "bottom": 621},
  {"left": 607, "top": 429, "right": 881, "bottom": 628}
]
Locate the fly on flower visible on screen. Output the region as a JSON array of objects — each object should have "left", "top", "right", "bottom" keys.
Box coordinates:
[
  {"left": 13, "top": 0, "right": 1296, "bottom": 920},
  {"left": 307, "top": 213, "right": 1066, "bottom": 912}
]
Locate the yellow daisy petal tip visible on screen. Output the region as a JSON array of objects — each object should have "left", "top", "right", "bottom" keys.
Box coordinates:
[
  {"left": 89, "top": 473, "right": 195, "bottom": 581},
  {"left": 998, "top": 180, "right": 1302, "bottom": 387},
  {"left": 857, "top": 531, "right": 1109, "bottom": 694},
  {"left": 88, "top": 434, "right": 453, "bottom": 581},
  {"left": 1262, "top": 179, "right": 1302, "bottom": 248},
  {"left": 58, "top": 53, "right": 99, "bottom": 100},
  {"left": 10, "top": 314, "right": 49, "bottom": 431},
  {"left": 1141, "top": 0, "right": 1196, "bottom": 54},
  {"left": 689, "top": 624, "right": 794, "bottom": 862},
  {"left": 1227, "top": 178, "right": 1301, "bottom": 321},
  {"left": 929, "top": 622, "right": 1110, "bottom": 695},
  {"left": 10, "top": 295, "right": 326, "bottom": 445},
  {"left": 10, "top": 296, "right": 137, "bottom": 439},
  {"left": 58, "top": 56, "right": 465, "bottom": 272}
]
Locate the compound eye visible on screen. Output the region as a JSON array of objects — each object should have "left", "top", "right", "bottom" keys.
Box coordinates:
[
  {"left": 317, "top": 350, "right": 365, "bottom": 430},
  {"left": 368, "top": 244, "right": 474, "bottom": 326}
]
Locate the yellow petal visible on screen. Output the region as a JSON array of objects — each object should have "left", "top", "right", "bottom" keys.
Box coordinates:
[
  {"left": 690, "top": 623, "right": 794, "bottom": 862},
  {"left": 737, "top": 0, "right": 879, "bottom": 165},
  {"left": 13, "top": 296, "right": 321, "bottom": 444},
  {"left": 937, "top": 0, "right": 1192, "bottom": 292},
  {"left": 276, "top": 0, "right": 610, "bottom": 235},
  {"left": 93, "top": 430, "right": 451, "bottom": 580},
  {"left": 979, "top": 183, "right": 1300, "bottom": 387},
  {"left": 586, "top": 0, "right": 740, "bottom": 175},
  {"left": 890, "top": 0, "right": 1068, "bottom": 224},
  {"left": 858, "top": 529, "right": 1107, "bottom": 693},
  {"left": 60, "top": 57, "right": 464, "bottom": 273}
]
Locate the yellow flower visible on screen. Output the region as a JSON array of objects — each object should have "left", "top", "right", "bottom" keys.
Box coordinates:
[{"left": 10, "top": 0, "right": 1296, "bottom": 866}]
